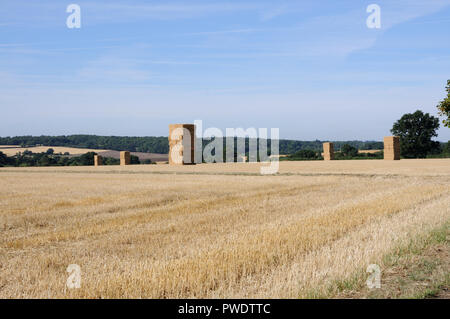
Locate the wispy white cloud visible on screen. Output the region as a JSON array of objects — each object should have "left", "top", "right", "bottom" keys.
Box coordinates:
[
  {"left": 184, "top": 28, "right": 259, "bottom": 36},
  {"left": 259, "top": 4, "right": 290, "bottom": 21},
  {"left": 76, "top": 56, "right": 152, "bottom": 82},
  {"left": 0, "top": 1, "right": 262, "bottom": 26},
  {"left": 379, "top": 0, "right": 450, "bottom": 29},
  {"left": 85, "top": 2, "right": 259, "bottom": 18}
]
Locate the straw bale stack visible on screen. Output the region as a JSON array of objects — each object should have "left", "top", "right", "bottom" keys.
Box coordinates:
[
  {"left": 94, "top": 155, "right": 102, "bottom": 166},
  {"left": 323, "top": 142, "right": 334, "bottom": 161},
  {"left": 383, "top": 136, "right": 400, "bottom": 160},
  {"left": 120, "top": 151, "right": 131, "bottom": 165},
  {"left": 168, "top": 124, "right": 195, "bottom": 165}
]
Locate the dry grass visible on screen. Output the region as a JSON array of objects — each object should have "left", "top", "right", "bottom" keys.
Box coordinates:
[
  {"left": 1, "top": 158, "right": 448, "bottom": 176},
  {"left": 334, "top": 223, "right": 449, "bottom": 299},
  {"left": 0, "top": 159, "right": 449, "bottom": 298}
]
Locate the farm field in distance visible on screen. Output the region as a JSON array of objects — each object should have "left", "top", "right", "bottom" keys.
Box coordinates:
[
  {"left": 0, "top": 159, "right": 449, "bottom": 298},
  {"left": 0, "top": 145, "right": 110, "bottom": 156},
  {"left": 0, "top": 145, "right": 169, "bottom": 163}
]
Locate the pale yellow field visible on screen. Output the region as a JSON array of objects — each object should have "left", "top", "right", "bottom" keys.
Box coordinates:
[
  {"left": 0, "top": 146, "right": 109, "bottom": 156},
  {"left": 0, "top": 159, "right": 449, "bottom": 298}
]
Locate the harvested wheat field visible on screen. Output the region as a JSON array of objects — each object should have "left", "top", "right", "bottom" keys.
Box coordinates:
[{"left": 0, "top": 159, "right": 449, "bottom": 298}]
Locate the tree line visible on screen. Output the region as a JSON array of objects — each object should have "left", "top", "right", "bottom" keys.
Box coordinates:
[
  {"left": 0, "top": 134, "right": 386, "bottom": 155},
  {"left": 0, "top": 134, "right": 447, "bottom": 161},
  {"left": 0, "top": 150, "right": 141, "bottom": 167}
]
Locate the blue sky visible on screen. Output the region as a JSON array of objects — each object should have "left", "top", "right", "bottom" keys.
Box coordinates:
[{"left": 0, "top": 0, "right": 449, "bottom": 140}]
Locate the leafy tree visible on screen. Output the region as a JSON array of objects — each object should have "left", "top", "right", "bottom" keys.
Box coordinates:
[
  {"left": 437, "top": 80, "right": 450, "bottom": 127},
  {"left": 38, "top": 155, "right": 51, "bottom": 166},
  {"left": 443, "top": 141, "right": 450, "bottom": 155},
  {"left": 391, "top": 110, "right": 440, "bottom": 158},
  {"left": 0, "top": 151, "right": 125, "bottom": 167},
  {"left": 46, "top": 148, "right": 54, "bottom": 155},
  {"left": 77, "top": 152, "right": 96, "bottom": 165},
  {"left": 292, "top": 149, "right": 318, "bottom": 159},
  {"left": 341, "top": 144, "right": 358, "bottom": 157},
  {"left": 0, "top": 151, "right": 8, "bottom": 166},
  {"left": 57, "top": 156, "right": 69, "bottom": 166},
  {"left": 130, "top": 155, "right": 140, "bottom": 164},
  {"left": 103, "top": 157, "right": 120, "bottom": 165}
]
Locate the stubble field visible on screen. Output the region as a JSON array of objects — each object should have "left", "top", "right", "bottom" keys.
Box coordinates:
[{"left": 0, "top": 159, "right": 449, "bottom": 298}]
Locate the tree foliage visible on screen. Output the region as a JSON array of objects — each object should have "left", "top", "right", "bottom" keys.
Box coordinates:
[
  {"left": 341, "top": 144, "right": 358, "bottom": 157},
  {"left": 437, "top": 79, "right": 450, "bottom": 128},
  {"left": 0, "top": 151, "right": 8, "bottom": 167},
  {"left": 0, "top": 151, "right": 124, "bottom": 167},
  {"left": 391, "top": 110, "right": 440, "bottom": 158},
  {"left": 287, "top": 149, "right": 322, "bottom": 160}
]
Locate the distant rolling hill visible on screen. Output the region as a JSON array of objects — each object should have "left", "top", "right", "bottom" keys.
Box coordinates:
[{"left": 0, "top": 135, "right": 384, "bottom": 155}]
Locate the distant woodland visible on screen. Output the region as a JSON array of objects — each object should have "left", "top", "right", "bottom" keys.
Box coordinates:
[
  {"left": 1, "top": 135, "right": 448, "bottom": 167},
  {"left": 0, "top": 135, "right": 385, "bottom": 155}
]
